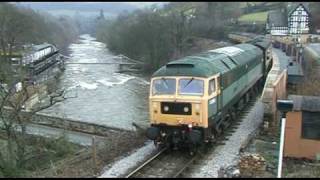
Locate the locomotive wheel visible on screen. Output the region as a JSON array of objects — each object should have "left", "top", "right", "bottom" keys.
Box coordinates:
[
  {"left": 244, "top": 93, "right": 250, "bottom": 104},
  {"left": 227, "top": 108, "right": 236, "bottom": 122},
  {"left": 254, "top": 84, "right": 259, "bottom": 95},
  {"left": 221, "top": 115, "right": 232, "bottom": 131},
  {"left": 215, "top": 124, "right": 223, "bottom": 136}
]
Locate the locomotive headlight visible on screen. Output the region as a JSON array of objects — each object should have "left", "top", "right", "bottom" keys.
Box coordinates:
[
  {"left": 195, "top": 104, "right": 200, "bottom": 111},
  {"left": 164, "top": 106, "right": 169, "bottom": 112},
  {"left": 195, "top": 104, "right": 200, "bottom": 115},
  {"left": 184, "top": 106, "right": 189, "bottom": 113},
  {"left": 152, "top": 102, "right": 158, "bottom": 113},
  {"left": 152, "top": 102, "right": 157, "bottom": 109}
]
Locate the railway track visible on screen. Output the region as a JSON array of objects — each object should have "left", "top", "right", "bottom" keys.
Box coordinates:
[
  {"left": 125, "top": 147, "right": 198, "bottom": 178},
  {"left": 124, "top": 95, "right": 259, "bottom": 178}
]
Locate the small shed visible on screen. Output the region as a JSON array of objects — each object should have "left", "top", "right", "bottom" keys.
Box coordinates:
[{"left": 284, "top": 95, "right": 320, "bottom": 160}]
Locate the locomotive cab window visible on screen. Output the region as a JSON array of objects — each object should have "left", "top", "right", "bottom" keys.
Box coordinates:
[
  {"left": 208, "top": 79, "right": 216, "bottom": 95},
  {"left": 152, "top": 78, "right": 176, "bottom": 95},
  {"left": 178, "top": 78, "right": 204, "bottom": 96}
]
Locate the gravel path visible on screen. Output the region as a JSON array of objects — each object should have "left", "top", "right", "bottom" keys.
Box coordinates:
[
  {"left": 99, "top": 141, "right": 156, "bottom": 178},
  {"left": 189, "top": 100, "right": 264, "bottom": 177}
]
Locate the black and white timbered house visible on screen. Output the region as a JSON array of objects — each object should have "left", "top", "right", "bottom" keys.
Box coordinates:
[
  {"left": 266, "top": 3, "right": 311, "bottom": 35},
  {"left": 287, "top": 3, "right": 310, "bottom": 34}
]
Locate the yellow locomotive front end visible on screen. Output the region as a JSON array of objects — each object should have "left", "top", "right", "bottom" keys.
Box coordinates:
[
  {"left": 149, "top": 76, "right": 208, "bottom": 128},
  {"left": 146, "top": 76, "right": 217, "bottom": 150}
]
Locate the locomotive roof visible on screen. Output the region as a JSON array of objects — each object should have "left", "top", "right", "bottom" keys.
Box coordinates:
[
  {"left": 152, "top": 43, "right": 263, "bottom": 78},
  {"left": 247, "top": 37, "right": 272, "bottom": 50}
]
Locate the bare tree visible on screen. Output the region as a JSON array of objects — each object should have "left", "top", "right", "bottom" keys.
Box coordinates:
[
  {"left": 0, "top": 3, "right": 79, "bottom": 176},
  {"left": 0, "top": 3, "right": 33, "bottom": 60},
  {"left": 0, "top": 73, "right": 77, "bottom": 176}
]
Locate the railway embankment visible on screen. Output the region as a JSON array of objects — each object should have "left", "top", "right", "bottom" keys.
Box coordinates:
[
  {"left": 188, "top": 100, "right": 265, "bottom": 177},
  {"left": 99, "top": 141, "right": 157, "bottom": 178}
]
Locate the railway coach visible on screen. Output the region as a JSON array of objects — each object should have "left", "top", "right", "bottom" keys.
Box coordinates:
[
  {"left": 302, "top": 43, "right": 320, "bottom": 78},
  {"left": 146, "top": 39, "right": 272, "bottom": 151}
]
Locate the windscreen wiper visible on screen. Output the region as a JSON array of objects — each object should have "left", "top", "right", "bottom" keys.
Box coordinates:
[
  {"left": 184, "top": 77, "right": 194, "bottom": 88},
  {"left": 161, "top": 77, "right": 169, "bottom": 88}
]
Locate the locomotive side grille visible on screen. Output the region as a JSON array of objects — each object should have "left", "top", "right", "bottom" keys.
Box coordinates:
[{"left": 161, "top": 102, "right": 192, "bottom": 115}]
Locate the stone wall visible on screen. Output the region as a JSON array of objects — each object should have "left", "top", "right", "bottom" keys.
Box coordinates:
[
  {"left": 2, "top": 107, "right": 130, "bottom": 136},
  {"left": 261, "top": 51, "right": 288, "bottom": 128}
]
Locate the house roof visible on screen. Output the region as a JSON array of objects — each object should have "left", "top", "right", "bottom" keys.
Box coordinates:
[
  {"left": 267, "top": 10, "right": 287, "bottom": 27},
  {"left": 32, "top": 43, "right": 57, "bottom": 51},
  {"left": 287, "top": 2, "right": 310, "bottom": 16},
  {"left": 289, "top": 95, "right": 320, "bottom": 112}
]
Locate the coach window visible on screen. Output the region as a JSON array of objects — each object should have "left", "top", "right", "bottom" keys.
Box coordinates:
[{"left": 208, "top": 79, "right": 216, "bottom": 95}]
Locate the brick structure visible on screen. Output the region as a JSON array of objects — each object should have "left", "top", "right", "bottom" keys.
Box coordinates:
[{"left": 284, "top": 95, "right": 320, "bottom": 160}]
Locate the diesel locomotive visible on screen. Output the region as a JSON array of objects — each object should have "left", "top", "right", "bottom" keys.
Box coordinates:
[{"left": 146, "top": 37, "right": 272, "bottom": 150}]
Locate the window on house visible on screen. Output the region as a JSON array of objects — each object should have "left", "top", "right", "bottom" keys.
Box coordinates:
[{"left": 301, "top": 112, "right": 320, "bottom": 140}]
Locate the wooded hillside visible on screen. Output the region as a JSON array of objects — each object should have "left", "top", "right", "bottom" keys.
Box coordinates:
[{"left": 96, "top": 2, "right": 242, "bottom": 72}]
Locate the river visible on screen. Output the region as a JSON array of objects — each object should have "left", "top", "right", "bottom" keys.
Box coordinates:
[{"left": 40, "top": 34, "right": 150, "bottom": 131}]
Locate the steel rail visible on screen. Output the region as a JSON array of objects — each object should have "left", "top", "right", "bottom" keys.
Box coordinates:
[
  {"left": 125, "top": 147, "right": 168, "bottom": 178},
  {"left": 172, "top": 155, "right": 198, "bottom": 178},
  {"left": 65, "top": 62, "right": 138, "bottom": 65}
]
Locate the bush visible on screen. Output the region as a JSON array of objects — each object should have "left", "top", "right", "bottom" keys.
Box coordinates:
[{"left": 45, "top": 134, "right": 76, "bottom": 158}]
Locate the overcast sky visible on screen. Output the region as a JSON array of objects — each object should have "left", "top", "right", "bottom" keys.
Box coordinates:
[
  {"left": 13, "top": 2, "right": 169, "bottom": 17},
  {"left": 79, "top": 2, "right": 168, "bottom": 8},
  {"left": 122, "top": 2, "right": 168, "bottom": 8}
]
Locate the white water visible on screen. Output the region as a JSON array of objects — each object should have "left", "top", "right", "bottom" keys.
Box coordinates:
[{"left": 41, "top": 34, "right": 150, "bottom": 131}]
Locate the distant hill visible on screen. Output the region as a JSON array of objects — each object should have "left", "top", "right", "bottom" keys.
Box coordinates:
[{"left": 14, "top": 2, "right": 140, "bottom": 17}]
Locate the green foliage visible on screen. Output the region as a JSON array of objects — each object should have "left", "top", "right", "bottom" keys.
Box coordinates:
[
  {"left": 238, "top": 11, "right": 268, "bottom": 23},
  {"left": 45, "top": 134, "right": 76, "bottom": 157},
  {"left": 0, "top": 133, "right": 78, "bottom": 177},
  {"left": 309, "top": 2, "right": 320, "bottom": 33},
  {"left": 0, "top": 163, "right": 25, "bottom": 178}
]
